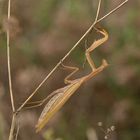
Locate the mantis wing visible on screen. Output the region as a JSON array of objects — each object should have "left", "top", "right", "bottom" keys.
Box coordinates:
[{"left": 36, "top": 79, "right": 83, "bottom": 132}]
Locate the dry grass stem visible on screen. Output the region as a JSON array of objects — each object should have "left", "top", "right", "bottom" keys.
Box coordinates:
[
  {"left": 95, "top": 0, "right": 102, "bottom": 23},
  {"left": 7, "top": 0, "right": 15, "bottom": 112},
  {"left": 96, "top": 0, "right": 128, "bottom": 24}
]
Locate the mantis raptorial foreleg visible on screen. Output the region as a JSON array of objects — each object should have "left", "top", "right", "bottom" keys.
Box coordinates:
[
  {"left": 86, "top": 27, "right": 108, "bottom": 71},
  {"left": 62, "top": 28, "right": 108, "bottom": 83}
]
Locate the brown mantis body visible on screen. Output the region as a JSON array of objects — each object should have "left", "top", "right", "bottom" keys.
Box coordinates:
[{"left": 35, "top": 27, "right": 109, "bottom": 132}]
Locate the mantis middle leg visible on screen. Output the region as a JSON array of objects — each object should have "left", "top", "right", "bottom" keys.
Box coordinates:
[{"left": 61, "top": 63, "right": 79, "bottom": 84}]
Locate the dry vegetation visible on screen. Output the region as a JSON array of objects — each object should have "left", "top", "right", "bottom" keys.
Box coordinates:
[{"left": 0, "top": 0, "right": 140, "bottom": 140}]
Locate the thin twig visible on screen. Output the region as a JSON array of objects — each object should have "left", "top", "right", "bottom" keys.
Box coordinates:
[
  {"left": 17, "top": 0, "right": 128, "bottom": 112},
  {"left": 15, "top": 118, "right": 20, "bottom": 140},
  {"left": 7, "top": 0, "right": 15, "bottom": 112},
  {"left": 96, "top": 0, "right": 128, "bottom": 24},
  {"left": 95, "top": 0, "right": 102, "bottom": 23}
]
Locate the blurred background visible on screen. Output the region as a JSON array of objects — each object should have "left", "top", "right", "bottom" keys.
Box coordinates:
[{"left": 0, "top": 0, "right": 140, "bottom": 140}]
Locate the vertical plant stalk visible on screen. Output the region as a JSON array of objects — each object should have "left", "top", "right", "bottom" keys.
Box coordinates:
[
  {"left": 8, "top": 114, "right": 17, "bottom": 140},
  {"left": 17, "top": 0, "right": 128, "bottom": 112},
  {"left": 7, "top": 0, "right": 17, "bottom": 140},
  {"left": 7, "top": 0, "right": 15, "bottom": 112}
]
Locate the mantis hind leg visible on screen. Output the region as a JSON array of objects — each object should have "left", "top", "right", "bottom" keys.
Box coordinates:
[
  {"left": 61, "top": 63, "right": 79, "bottom": 84},
  {"left": 22, "top": 88, "right": 61, "bottom": 110},
  {"left": 23, "top": 100, "right": 45, "bottom": 110},
  {"left": 85, "top": 27, "right": 109, "bottom": 71}
]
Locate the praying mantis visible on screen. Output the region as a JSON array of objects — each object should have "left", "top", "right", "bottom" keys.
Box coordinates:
[{"left": 35, "top": 26, "right": 109, "bottom": 132}]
